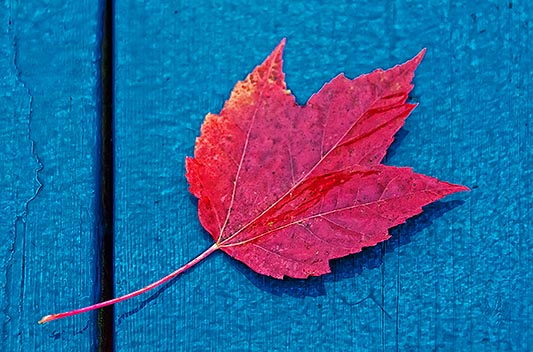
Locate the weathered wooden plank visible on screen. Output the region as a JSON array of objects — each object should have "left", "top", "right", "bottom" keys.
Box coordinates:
[
  {"left": 113, "top": 0, "right": 531, "bottom": 351},
  {"left": 0, "top": 1, "right": 103, "bottom": 350},
  {"left": 382, "top": 1, "right": 532, "bottom": 350},
  {"left": 111, "top": 2, "right": 404, "bottom": 351}
]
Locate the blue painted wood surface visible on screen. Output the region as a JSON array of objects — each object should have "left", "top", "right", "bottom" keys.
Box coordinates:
[
  {"left": 2, "top": 0, "right": 531, "bottom": 351},
  {"left": 113, "top": 0, "right": 531, "bottom": 351},
  {"left": 0, "top": 1, "right": 102, "bottom": 350}
]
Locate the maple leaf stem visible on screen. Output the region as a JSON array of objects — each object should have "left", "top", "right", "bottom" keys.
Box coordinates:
[{"left": 38, "top": 243, "right": 219, "bottom": 324}]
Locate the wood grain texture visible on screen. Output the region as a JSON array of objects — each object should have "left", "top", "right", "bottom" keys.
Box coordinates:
[
  {"left": 0, "top": 1, "right": 102, "bottom": 350},
  {"left": 113, "top": 0, "right": 531, "bottom": 351}
]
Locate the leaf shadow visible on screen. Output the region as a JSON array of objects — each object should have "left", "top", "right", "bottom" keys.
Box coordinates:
[
  {"left": 231, "top": 199, "right": 465, "bottom": 298},
  {"left": 117, "top": 199, "right": 463, "bottom": 321},
  {"left": 116, "top": 276, "right": 180, "bottom": 326},
  {"left": 383, "top": 128, "right": 409, "bottom": 162}
]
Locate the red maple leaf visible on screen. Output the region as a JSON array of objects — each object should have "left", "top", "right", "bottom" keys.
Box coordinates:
[
  {"left": 40, "top": 39, "right": 468, "bottom": 323},
  {"left": 185, "top": 39, "right": 467, "bottom": 278}
]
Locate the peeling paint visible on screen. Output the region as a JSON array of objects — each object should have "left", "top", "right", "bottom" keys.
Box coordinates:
[
  {"left": 1, "top": 7, "right": 43, "bottom": 350},
  {"left": 11, "top": 32, "right": 44, "bottom": 217}
]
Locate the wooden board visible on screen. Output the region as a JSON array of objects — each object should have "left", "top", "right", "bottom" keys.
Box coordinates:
[
  {"left": 112, "top": 0, "right": 531, "bottom": 350},
  {"left": 0, "top": 2, "right": 102, "bottom": 350}
]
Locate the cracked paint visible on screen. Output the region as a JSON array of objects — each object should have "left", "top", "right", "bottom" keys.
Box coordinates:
[
  {"left": 11, "top": 31, "right": 43, "bottom": 215},
  {"left": 1, "top": 0, "right": 102, "bottom": 350},
  {"left": 1, "top": 4, "right": 43, "bottom": 351}
]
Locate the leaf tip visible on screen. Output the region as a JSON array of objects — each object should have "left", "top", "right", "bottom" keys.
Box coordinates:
[
  {"left": 445, "top": 183, "right": 470, "bottom": 197},
  {"left": 456, "top": 184, "right": 471, "bottom": 192},
  {"left": 271, "top": 38, "right": 287, "bottom": 61},
  {"left": 411, "top": 48, "right": 426, "bottom": 66}
]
